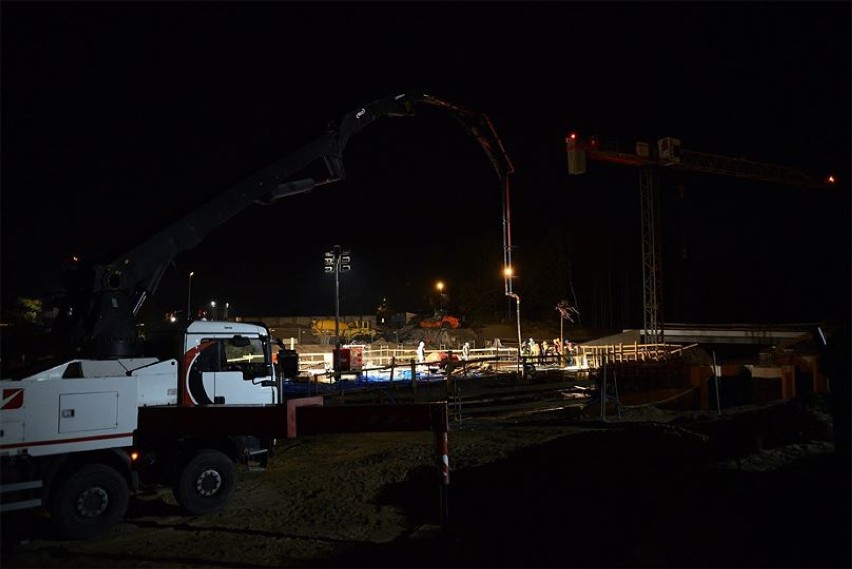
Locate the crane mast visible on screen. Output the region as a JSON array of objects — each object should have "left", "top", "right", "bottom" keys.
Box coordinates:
[{"left": 567, "top": 134, "right": 835, "bottom": 344}]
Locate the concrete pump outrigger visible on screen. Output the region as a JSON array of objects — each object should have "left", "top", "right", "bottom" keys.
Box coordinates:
[{"left": 1, "top": 91, "right": 515, "bottom": 539}]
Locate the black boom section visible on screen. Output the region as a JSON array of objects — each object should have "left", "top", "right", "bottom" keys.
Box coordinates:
[{"left": 69, "top": 91, "right": 513, "bottom": 358}]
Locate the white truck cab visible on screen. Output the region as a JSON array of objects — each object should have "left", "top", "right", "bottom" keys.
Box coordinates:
[
  {"left": 181, "top": 320, "right": 278, "bottom": 406},
  {"left": 143, "top": 320, "right": 279, "bottom": 407}
]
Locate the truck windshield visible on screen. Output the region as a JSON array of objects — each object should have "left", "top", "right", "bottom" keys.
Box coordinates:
[
  {"left": 218, "top": 336, "right": 270, "bottom": 379},
  {"left": 224, "top": 337, "right": 267, "bottom": 364}
]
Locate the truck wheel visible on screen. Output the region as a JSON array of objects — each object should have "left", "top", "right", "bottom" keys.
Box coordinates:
[
  {"left": 49, "top": 463, "right": 129, "bottom": 540},
  {"left": 173, "top": 449, "right": 236, "bottom": 515}
]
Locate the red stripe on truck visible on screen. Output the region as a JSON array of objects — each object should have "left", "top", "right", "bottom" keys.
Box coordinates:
[{"left": 0, "top": 431, "right": 134, "bottom": 450}]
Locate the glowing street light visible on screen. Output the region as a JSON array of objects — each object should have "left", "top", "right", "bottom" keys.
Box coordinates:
[
  {"left": 502, "top": 265, "right": 522, "bottom": 375},
  {"left": 436, "top": 281, "right": 445, "bottom": 310}
]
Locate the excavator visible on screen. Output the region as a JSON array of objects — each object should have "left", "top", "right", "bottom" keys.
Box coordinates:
[
  {"left": 418, "top": 311, "right": 462, "bottom": 329},
  {"left": 311, "top": 318, "right": 377, "bottom": 344}
]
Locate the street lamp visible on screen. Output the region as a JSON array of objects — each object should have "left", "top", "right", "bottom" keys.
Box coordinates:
[
  {"left": 504, "top": 265, "right": 523, "bottom": 377},
  {"left": 436, "top": 281, "right": 445, "bottom": 311},
  {"left": 210, "top": 300, "right": 216, "bottom": 320},
  {"left": 186, "top": 271, "right": 195, "bottom": 322}
]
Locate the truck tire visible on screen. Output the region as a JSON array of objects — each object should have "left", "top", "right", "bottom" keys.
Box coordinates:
[
  {"left": 49, "top": 463, "right": 129, "bottom": 540},
  {"left": 173, "top": 449, "right": 236, "bottom": 515}
]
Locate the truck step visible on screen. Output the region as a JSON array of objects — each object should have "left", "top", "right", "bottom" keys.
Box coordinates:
[{"left": 246, "top": 448, "right": 269, "bottom": 471}]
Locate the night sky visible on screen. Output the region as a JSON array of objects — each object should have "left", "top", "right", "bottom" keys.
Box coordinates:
[{"left": 1, "top": 2, "right": 850, "bottom": 329}]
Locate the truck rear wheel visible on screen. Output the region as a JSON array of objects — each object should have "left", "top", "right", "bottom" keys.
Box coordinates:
[
  {"left": 49, "top": 463, "right": 129, "bottom": 540},
  {"left": 173, "top": 449, "right": 236, "bottom": 515}
]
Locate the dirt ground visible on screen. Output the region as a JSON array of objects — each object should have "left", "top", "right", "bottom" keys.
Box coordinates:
[{"left": 2, "top": 398, "right": 849, "bottom": 568}]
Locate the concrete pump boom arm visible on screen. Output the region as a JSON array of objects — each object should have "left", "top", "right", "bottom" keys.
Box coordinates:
[{"left": 61, "top": 91, "right": 514, "bottom": 358}]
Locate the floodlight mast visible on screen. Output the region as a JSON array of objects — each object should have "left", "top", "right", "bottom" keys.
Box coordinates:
[{"left": 57, "top": 91, "right": 516, "bottom": 360}]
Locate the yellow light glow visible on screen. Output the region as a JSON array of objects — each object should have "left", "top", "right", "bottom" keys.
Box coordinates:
[
  {"left": 130, "top": 451, "right": 140, "bottom": 461},
  {"left": 503, "top": 266, "right": 513, "bottom": 277},
  {"left": 827, "top": 175, "right": 836, "bottom": 184},
  {"left": 436, "top": 281, "right": 444, "bottom": 292}
]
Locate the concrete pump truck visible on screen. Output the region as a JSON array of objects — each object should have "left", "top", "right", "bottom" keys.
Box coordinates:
[{"left": 0, "top": 90, "right": 515, "bottom": 539}]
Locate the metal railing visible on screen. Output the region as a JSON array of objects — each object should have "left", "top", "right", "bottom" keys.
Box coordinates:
[
  {"left": 291, "top": 342, "right": 693, "bottom": 382},
  {"left": 292, "top": 347, "right": 526, "bottom": 383},
  {"left": 578, "top": 342, "right": 691, "bottom": 368}
]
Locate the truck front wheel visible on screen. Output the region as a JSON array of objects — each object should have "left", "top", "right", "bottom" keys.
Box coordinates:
[
  {"left": 49, "top": 463, "right": 129, "bottom": 540},
  {"left": 173, "top": 449, "right": 236, "bottom": 515}
]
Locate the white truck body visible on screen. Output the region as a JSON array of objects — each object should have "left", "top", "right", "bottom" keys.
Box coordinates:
[
  {"left": 0, "top": 358, "right": 175, "bottom": 458},
  {"left": 0, "top": 320, "right": 283, "bottom": 538}
]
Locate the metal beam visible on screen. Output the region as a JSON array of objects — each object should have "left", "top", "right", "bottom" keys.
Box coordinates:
[{"left": 656, "top": 325, "right": 811, "bottom": 345}]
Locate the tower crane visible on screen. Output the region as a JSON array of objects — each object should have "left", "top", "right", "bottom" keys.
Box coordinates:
[{"left": 566, "top": 134, "right": 836, "bottom": 344}]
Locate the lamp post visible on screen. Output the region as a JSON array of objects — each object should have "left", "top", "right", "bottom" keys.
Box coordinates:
[
  {"left": 324, "top": 245, "right": 351, "bottom": 382},
  {"left": 436, "top": 281, "right": 445, "bottom": 311},
  {"left": 210, "top": 300, "right": 216, "bottom": 320},
  {"left": 504, "top": 266, "right": 523, "bottom": 377},
  {"left": 186, "top": 271, "right": 195, "bottom": 322}
]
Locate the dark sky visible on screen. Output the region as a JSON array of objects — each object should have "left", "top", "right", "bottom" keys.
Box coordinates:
[{"left": 1, "top": 1, "right": 850, "bottom": 328}]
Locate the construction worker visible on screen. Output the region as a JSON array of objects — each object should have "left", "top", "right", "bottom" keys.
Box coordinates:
[
  {"left": 462, "top": 341, "right": 470, "bottom": 361},
  {"left": 552, "top": 338, "right": 562, "bottom": 364},
  {"left": 416, "top": 340, "right": 426, "bottom": 363}
]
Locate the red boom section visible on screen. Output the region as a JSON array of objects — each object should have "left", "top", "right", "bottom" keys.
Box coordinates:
[{"left": 136, "top": 399, "right": 448, "bottom": 439}]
